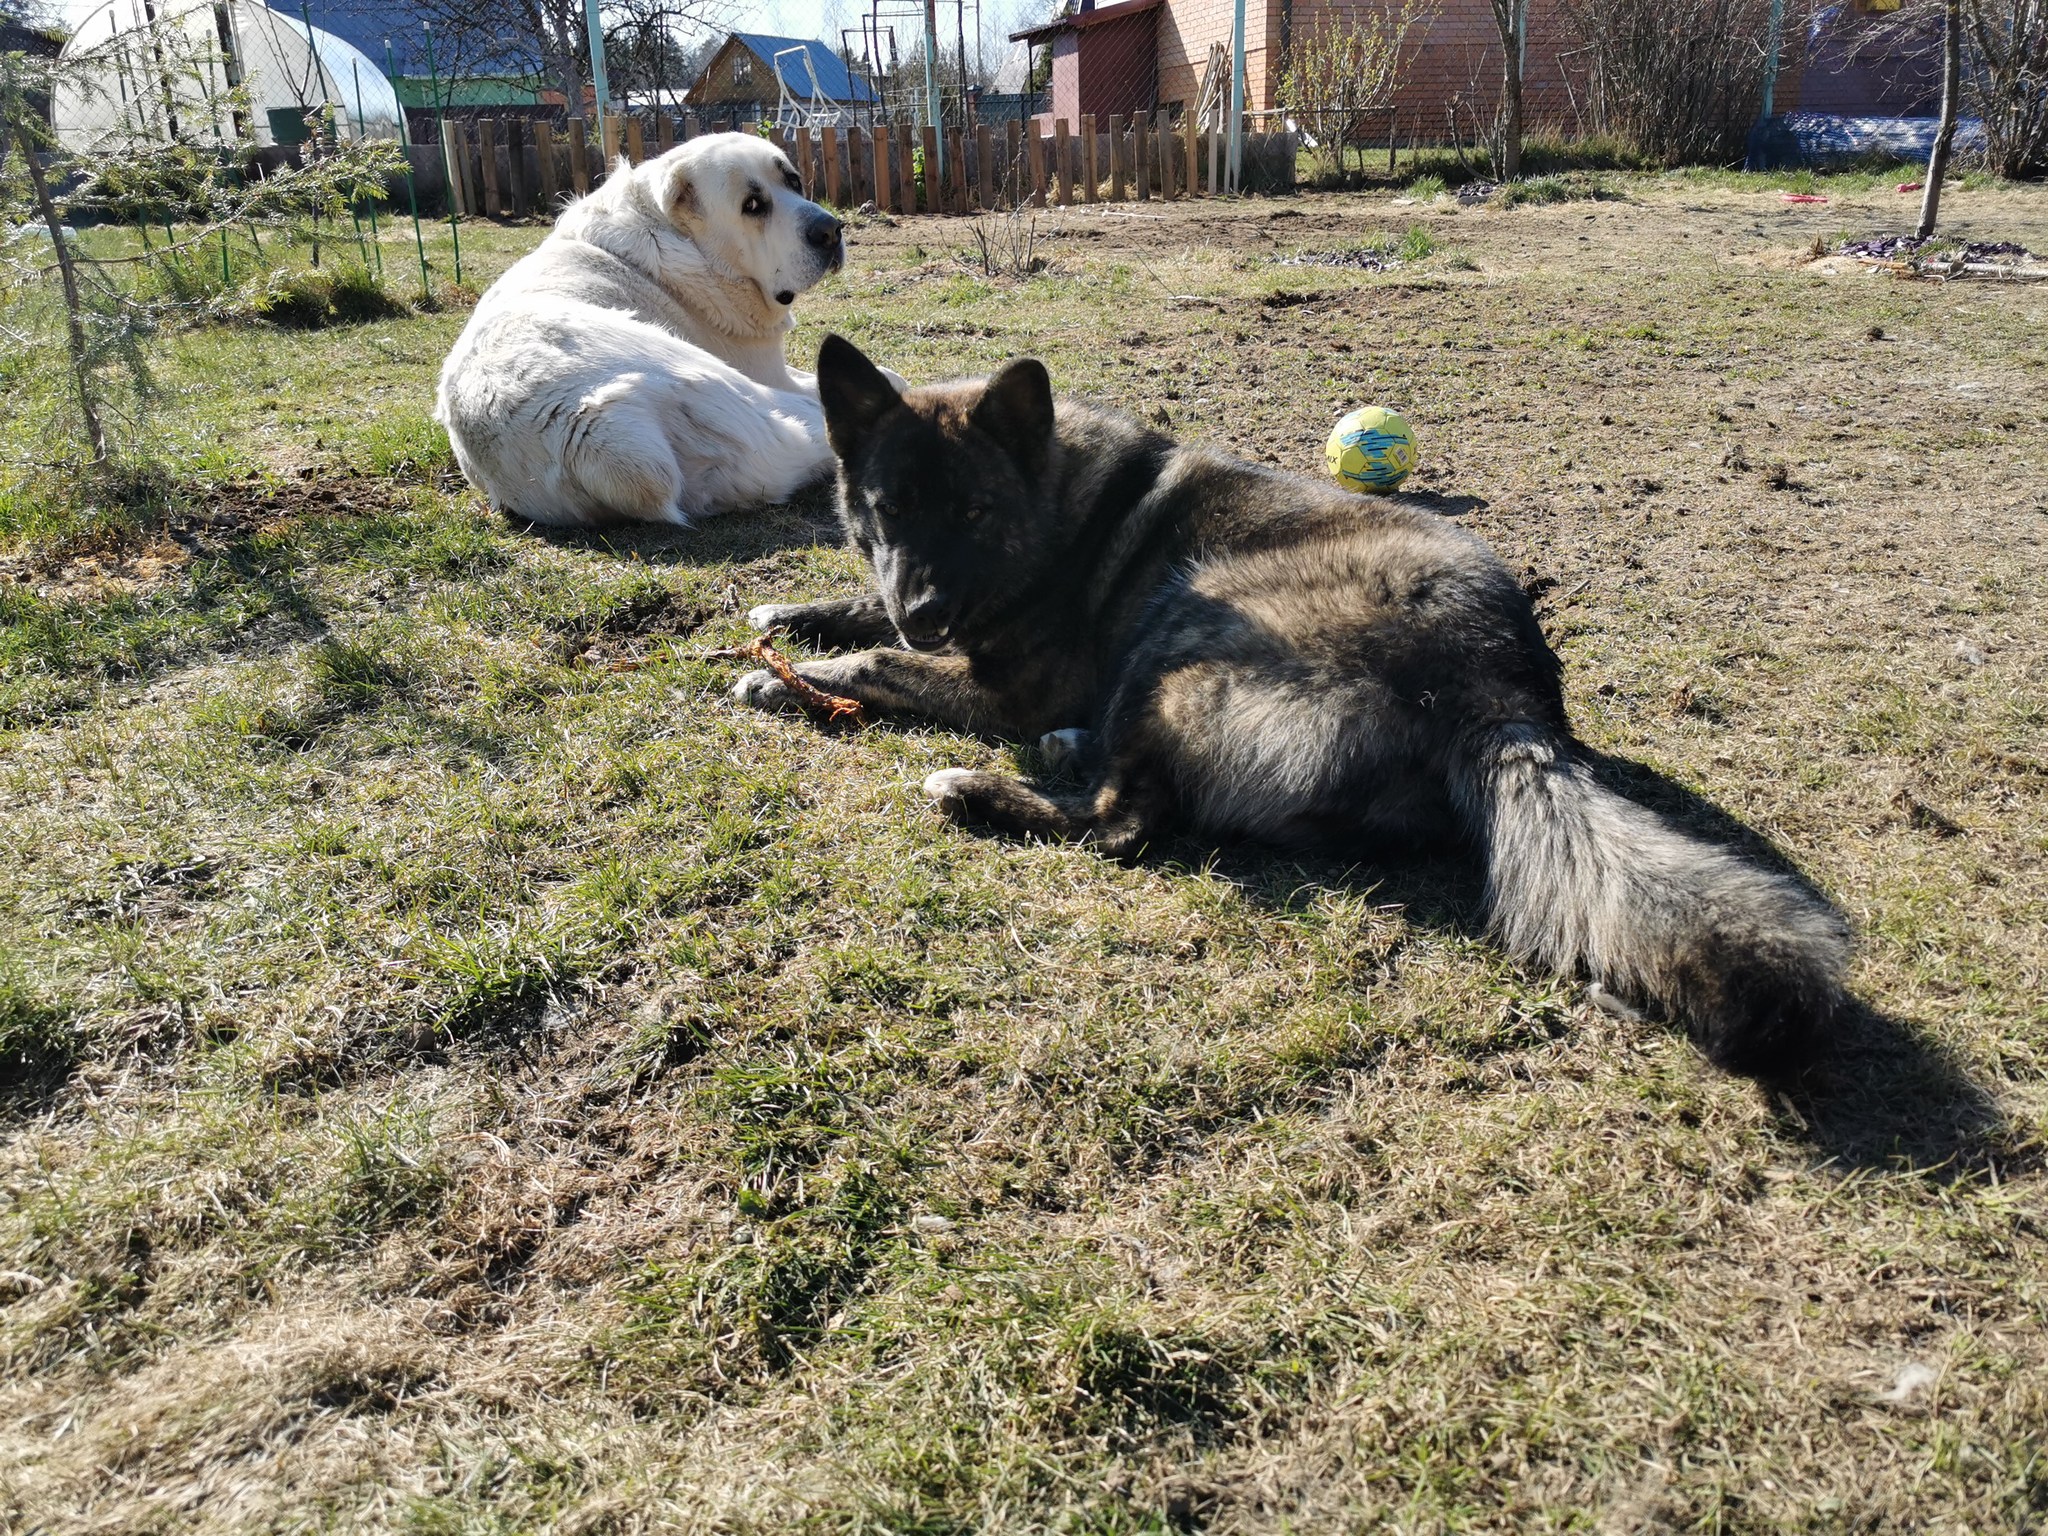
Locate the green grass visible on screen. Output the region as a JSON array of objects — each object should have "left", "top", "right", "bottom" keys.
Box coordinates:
[{"left": 1, "top": 185, "right": 2045, "bottom": 1532}]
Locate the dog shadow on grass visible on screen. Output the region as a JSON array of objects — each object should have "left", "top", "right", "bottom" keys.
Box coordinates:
[
  {"left": 1578, "top": 750, "right": 2022, "bottom": 1181},
  {"left": 511, "top": 484, "right": 843, "bottom": 568},
  {"left": 971, "top": 738, "right": 2020, "bottom": 1185}
]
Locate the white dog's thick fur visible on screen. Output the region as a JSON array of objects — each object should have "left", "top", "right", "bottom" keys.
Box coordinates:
[{"left": 435, "top": 133, "right": 868, "bottom": 528}]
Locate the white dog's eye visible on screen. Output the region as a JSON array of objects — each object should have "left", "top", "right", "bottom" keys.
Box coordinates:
[{"left": 742, "top": 192, "right": 766, "bottom": 216}]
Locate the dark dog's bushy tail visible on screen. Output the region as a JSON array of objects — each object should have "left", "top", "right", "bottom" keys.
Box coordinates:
[{"left": 1453, "top": 724, "right": 1849, "bottom": 1075}]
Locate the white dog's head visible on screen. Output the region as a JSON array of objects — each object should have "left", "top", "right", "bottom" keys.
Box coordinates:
[{"left": 654, "top": 133, "right": 844, "bottom": 313}]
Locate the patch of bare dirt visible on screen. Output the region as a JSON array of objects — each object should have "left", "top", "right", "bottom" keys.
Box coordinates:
[{"left": 2, "top": 474, "right": 408, "bottom": 597}]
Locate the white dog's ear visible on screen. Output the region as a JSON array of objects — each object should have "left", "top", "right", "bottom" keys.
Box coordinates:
[
  {"left": 818, "top": 334, "right": 901, "bottom": 460},
  {"left": 663, "top": 159, "right": 699, "bottom": 221}
]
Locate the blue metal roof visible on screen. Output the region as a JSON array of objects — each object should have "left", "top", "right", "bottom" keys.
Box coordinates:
[
  {"left": 729, "top": 33, "right": 877, "bottom": 104},
  {"left": 310, "top": 1, "right": 535, "bottom": 80}
]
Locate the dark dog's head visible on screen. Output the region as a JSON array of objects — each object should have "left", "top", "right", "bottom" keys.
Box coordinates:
[{"left": 816, "top": 334, "right": 1058, "bottom": 651}]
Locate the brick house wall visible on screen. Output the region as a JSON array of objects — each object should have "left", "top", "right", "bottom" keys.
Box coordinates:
[
  {"left": 1028, "top": 0, "right": 1169, "bottom": 123},
  {"left": 1158, "top": 0, "right": 1263, "bottom": 113},
  {"left": 1080, "top": 9, "right": 1162, "bottom": 116},
  {"left": 1151, "top": 0, "right": 1885, "bottom": 145}
]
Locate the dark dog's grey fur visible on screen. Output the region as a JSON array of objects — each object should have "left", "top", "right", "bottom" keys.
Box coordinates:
[{"left": 735, "top": 335, "right": 1851, "bottom": 1075}]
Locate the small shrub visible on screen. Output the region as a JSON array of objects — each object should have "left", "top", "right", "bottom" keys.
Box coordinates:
[
  {"left": 327, "top": 264, "right": 403, "bottom": 324},
  {"left": 1398, "top": 224, "right": 1436, "bottom": 261},
  {"left": 1499, "top": 172, "right": 1621, "bottom": 208},
  {"left": 250, "top": 264, "right": 407, "bottom": 328},
  {"left": 1408, "top": 173, "right": 1447, "bottom": 200},
  {"left": 1560, "top": 0, "right": 1778, "bottom": 166}
]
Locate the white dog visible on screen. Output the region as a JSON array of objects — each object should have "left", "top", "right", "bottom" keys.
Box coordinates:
[{"left": 435, "top": 133, "right": 872, "bottom": 528}]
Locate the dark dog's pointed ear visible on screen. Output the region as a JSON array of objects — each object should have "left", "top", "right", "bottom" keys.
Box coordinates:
[
  {"left": 818, "top": 334, "right": 900, "bottom": 460},
  {"left": 970, "top": 357, "right": 1055, "bottom": 458}
]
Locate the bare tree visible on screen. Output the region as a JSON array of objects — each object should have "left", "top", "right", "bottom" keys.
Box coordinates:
[
  {"left": 1919, "top": 0, "right": 1964, "bottom": 236},
  {"left": 1488, "top": 0, "right": 1527, "bottom": 178},
  {"left": 1965, "top": 0, "right": 2048, "bottom": 178},
  {"left": 1278, "top": 1, "right": 1433, "bottom": 187},
  {"left": 606, "top": 0, "right": 730, "bottom": 113},
  {"left": 401, "top": 0, "right": 731, "bottom": 123},
  {"left": 1559, "top": 0, "right": 1777, "bottom": 166}
]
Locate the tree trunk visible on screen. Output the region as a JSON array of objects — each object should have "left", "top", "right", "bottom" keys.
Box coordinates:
[
  {"left": 1917, "top": 0, "right": 1962, "bottom": 240},
  {"left": 556, "top": 50, "right": 589, "bottom": 123},
  {"left": 1495, "top": 0, "right": 1525, "bottom": 179},
  {"left": 532, "top": 0, "right": 589, "bottom": 123},
  {"left": 12, "top": 132, "right": 110, "bottom": 463}
]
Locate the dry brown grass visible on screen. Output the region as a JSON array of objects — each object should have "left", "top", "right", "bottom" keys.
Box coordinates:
[{"left": 1, "top": 176, "right": 2045, "bottom": 1533}]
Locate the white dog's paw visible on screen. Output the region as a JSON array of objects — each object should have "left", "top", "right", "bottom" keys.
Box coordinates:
[
  {"left": 1038, "top": 728, "right": 1092, "bottom": 772},
  {"left": 747, "top": 603, "right": 793, "bottom": 632},
  {"left": 733, "top": 669, "right": 796, "bottom": 711},
  {"left": 923, "top": 768, "right": 979, "bottom": 805}
]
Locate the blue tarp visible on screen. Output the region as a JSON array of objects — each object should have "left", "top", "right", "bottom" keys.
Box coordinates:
[
  {"left": 1746, "top": 112, "right": 1986, "bottom": 169},
  {"left": 730, "top": 33, "right": 878, "bottom": 104}
]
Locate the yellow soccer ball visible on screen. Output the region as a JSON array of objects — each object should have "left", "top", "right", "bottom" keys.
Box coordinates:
[{"left": 1326, "top": 406, "right": 1417, "bottom": 492}]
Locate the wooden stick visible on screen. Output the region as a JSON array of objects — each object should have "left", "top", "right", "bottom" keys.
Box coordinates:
[
  {"left": 1108, "top": 113, "right": 1126, "bottom": 201},
  {"left": 625, "top": 114, "right": 645, "bottom": 165},
  {"left": 1054, "top": 118, "right": 1072, "bottom": 206},
  {"left": 976, "top": 122, "right": 995, "bottom": 209},
  {"left": 1133, "top": 113, "right": 1150, "bottom": 201},
  {"left": 1081, "top": 113, "right": 1098, "bottom": 203},
  {"left": 1027, "top": 122, "right": 1046, "bottom": 207},
  {"left": 712, "top": 637, "right": 865, "bottom": 724},
  {"left": 921, "top": 124, "right": 941, "bottom": 214}
]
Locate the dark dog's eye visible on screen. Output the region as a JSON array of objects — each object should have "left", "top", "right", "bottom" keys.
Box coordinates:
[
  {"left": 962, "top": 504, "right": 985, "bottom": 522},
  {"left": 742, "top": 192, "right": 767, "bottom": 216}
]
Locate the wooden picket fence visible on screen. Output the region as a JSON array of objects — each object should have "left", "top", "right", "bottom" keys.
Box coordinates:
[{"left": 436, "top": 111, "right": 1292, "bottom": 220}]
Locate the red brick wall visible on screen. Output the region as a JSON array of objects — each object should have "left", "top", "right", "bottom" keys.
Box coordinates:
[
  {"left": 1051, "top": 32, "right": 1082, "bottom": 118},
  {"left": 1158, "top": 0, "right": 1267, "bottom": 113},
  {"left": 1155, "top": 0, "right": 1827, "bottom": 144},
  {"left": 1080, "top": 10, "right": 1163, "bottom": 117}
]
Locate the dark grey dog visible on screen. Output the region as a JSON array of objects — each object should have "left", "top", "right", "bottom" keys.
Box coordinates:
[{"left": 735, "top": 335, "right": 1850, "bottom": 1074}]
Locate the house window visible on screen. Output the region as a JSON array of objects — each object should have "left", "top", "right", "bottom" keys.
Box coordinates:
[{"left": 733, "top": 55, "right": 750, "bottom": 84}]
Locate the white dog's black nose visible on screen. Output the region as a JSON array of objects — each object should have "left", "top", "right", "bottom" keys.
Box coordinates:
[{"left": 805, "top": 211, "right": 844, "bottom": 252}]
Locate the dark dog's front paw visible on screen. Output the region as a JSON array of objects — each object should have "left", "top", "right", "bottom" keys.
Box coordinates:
[{"left": 733, "top": 669, "right": 799, "bottom": 711}]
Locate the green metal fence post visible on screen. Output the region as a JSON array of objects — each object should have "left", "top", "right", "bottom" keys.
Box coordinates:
[
  {"left": 386, "top": 38, "right": 433, "bottom": 298},
  {"left": 422, "top": 22, "right": 461, "bottom": 284}
]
